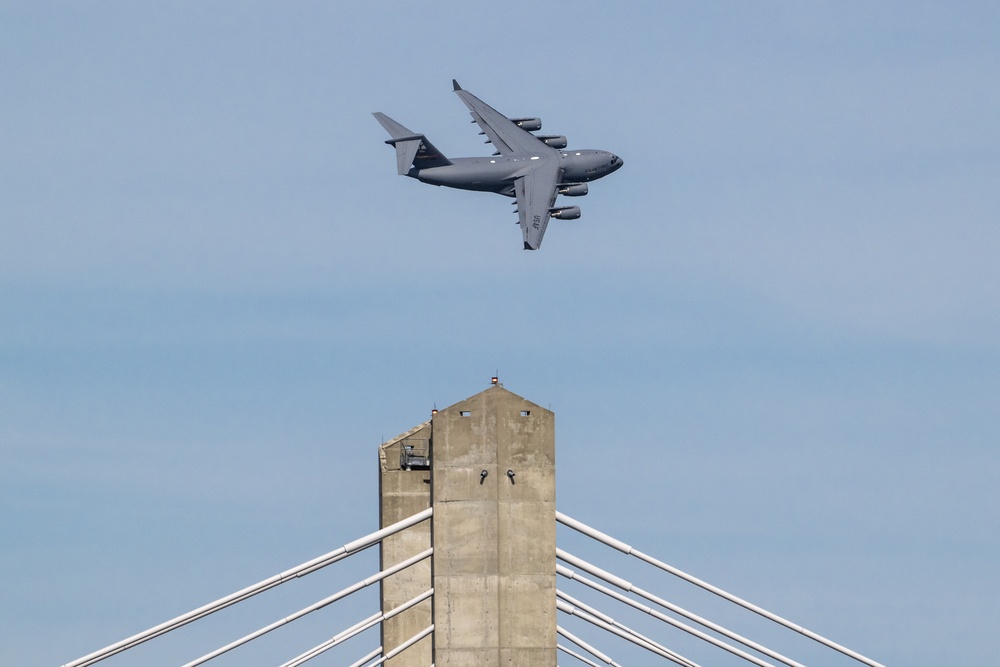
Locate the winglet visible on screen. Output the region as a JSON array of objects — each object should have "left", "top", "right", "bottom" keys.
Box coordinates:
[{"left": 452, "top": 79, "right": 462, "bottom": 91}]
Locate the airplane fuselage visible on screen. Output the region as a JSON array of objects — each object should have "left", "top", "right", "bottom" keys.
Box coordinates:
[{"left": 409, "top": 149, "right": 622, "bottom": 197}]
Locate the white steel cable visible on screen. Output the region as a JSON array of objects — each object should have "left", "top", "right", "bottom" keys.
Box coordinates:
[
  {"left": 279, "top": 611, "right": 380, "bottom": 667},
  {"left": 371, "top": 625, "right": 434, "bottom": 666},
  {"left": 558, "top": 598, "right": 701, "bottom": 667},
  {"left": 558, "top": 643, "right": 606, "bottom": 667},
  {"left": 61, "top": 507, "right": 432, "bottom": 667},
  {"left": 557, "top": 626, "right": 622, "bottom": 667},
  {"left": 559, "top": 588, "right": 775, "bottom": 667},
  {"left": 182, "top": 548, "right": 432, "bottom": 666},
  {"left": 557, "top": 512, "right": 885, "bottom": 667},
  {"left": 347, "top": 646, "right": 383, "bottom": 667},
  {"left": 559, "top": 591, "right": 702, "bottom": 667},
  {"left": 558, "top": 556, "right": 804, "bottom": 667},
  {"left": 278, "top": 588, "right": 433, "bottom": 667}
]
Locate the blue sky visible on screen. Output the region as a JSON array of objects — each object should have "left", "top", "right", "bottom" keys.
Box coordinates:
[{"left": 2, "top": 2, "right": 998, "bottom": 665}]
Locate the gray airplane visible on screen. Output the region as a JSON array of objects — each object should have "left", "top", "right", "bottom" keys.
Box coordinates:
[{"left": 374, "top": 80, "right": 623, "bottom": 250}]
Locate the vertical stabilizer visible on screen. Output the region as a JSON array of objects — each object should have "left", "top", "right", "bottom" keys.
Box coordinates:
[{"left": 372, "top": 112, "right": 451, "bottom": 175}]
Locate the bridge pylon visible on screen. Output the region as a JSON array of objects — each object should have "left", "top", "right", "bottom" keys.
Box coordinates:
[{"left": 379, "top": 383, "right": 556, "bottom": 666}]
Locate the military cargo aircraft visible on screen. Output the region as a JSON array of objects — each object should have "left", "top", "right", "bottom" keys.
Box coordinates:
[{"left": 374, "top": 80, "right": 623, "bottom": 250}]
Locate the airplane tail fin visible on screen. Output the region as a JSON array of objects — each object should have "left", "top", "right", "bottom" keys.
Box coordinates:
[{"left": 372, "top": 112, "right": 452, "bottom": 175}]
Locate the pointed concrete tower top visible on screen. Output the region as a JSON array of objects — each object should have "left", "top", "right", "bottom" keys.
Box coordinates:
[{"left": 431, "top": 385, "right": 557, "bottom": 666}]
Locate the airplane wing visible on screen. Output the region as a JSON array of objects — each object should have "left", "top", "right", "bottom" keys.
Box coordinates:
[
  {"left": 515, "top": 158, "right": 562, "bottom": 250},
  {"left": 452, "top": 80, "right": 552, "bottom": 156}
]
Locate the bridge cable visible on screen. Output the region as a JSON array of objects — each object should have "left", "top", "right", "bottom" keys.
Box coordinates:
[
  {"left": 369, "top": 625, "right": 434, "bottom": 667},
  {"left": 181, "top": 548, "right": 432, "bottom": 666},
  {"left": 558, "top": 642, "right": 607, "bottom": 667},
  {"left": 61, "top": 507, "right": 432, "bottom": 667},
  {"left": 558, "top": 555, "right": 803, "bottom": 667},
  {"left": 347, "top": 646, "right": 383, "bottom": 667},
  {"left": 557, "top": 625, "right": 622, "bottom": 667},
  {"left": 278, "top": 588, "right": 433, "bottom": 667},
  {"left": 557, "top": 512, "right": 885, "bottom": 667},
  {"left": 557, "top": 597, "right": 701, "bottom": 667},
  {"left": 280, "top": 611, "right": 381, "bottom": 667},
  {"left": 558, "top": 588, "right": 775, "bottom": 667}
]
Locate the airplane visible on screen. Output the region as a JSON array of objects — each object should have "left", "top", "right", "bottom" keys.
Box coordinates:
[{"left": 373, "top": 80, "right": 623, "bottom": 250}]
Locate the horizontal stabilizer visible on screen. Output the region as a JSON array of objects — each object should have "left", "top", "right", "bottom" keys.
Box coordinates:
[{"left": 372, "top": 112, "right": 414, "bottom": 139}]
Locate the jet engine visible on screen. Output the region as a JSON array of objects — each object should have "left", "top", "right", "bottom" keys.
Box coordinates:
[
  {"left": 511, "top": 117, "right": 542, "bottom": 131},
  {"left": 550, "top": 206, "right": 582, "bottom": 220},
  {"left": 557, "top": 183, "right": 588, "bottom": 197},
  {"left": 537, "top": 135, "right": 568, "bottom": 148}
]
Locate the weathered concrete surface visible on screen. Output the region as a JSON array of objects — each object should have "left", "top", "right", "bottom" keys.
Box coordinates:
[
  {"left": 431, "top": 385, "right": 556, "bottom": 667},
  {"left": 379, "top": 385, "right": 556, "bottom": 666},
  {"left": 379, "top": 421, "right": 433, "bottom": 667}
]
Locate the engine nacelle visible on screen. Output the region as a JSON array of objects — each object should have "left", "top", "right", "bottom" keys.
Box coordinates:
[
  {"left": 557, "top": 182, "right": 588, "bottom": 197},
  {"left": 550, "top": 206, "right": 581, "bottom": 220},
  {"left": 511, "top": 117, "right": 542, "bottom": 131},
  {"left": 537, "top": 135, "right": 568, "bottom": 149}
]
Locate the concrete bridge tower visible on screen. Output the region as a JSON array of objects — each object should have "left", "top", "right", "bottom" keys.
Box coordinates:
[{"left": 378, "top": 383, "right": 556, "bottom": 666}]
